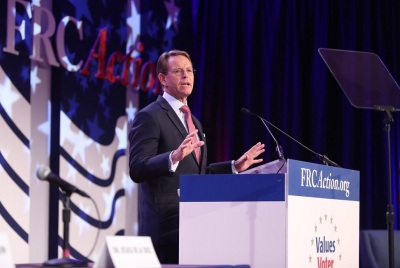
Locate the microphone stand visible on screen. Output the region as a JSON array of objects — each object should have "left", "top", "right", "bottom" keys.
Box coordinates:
[
  {"left": 241, "top": 108, "right": 286, "bottom": 161},
  {"left": 258, "top": 117, "right": 286, "bottom": 162},
  {"left": 44, "top": 191, "right": 88, "bottom": 267},
  {"left": 376, "top": 105, "right": 395, "bottom": 268},
  {"left": 258, "top": 117, "right": 340, "bottom": 168}
]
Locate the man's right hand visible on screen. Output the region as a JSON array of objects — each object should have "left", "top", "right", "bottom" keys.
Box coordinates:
[{"left": 171, "top": 129, "right": 204, "bottom": 164}]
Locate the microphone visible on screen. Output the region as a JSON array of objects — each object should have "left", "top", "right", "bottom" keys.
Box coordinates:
[
  {"left": 37, "top": 166, "right": 90, "bottom": 198},
  {"left": 241, "top": 108, "right": 285, "bottom": 161},
  {"left": 241, "top": 108, "right": 340, "bottom": 167}
]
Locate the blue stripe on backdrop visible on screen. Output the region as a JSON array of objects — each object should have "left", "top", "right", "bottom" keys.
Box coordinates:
[
  {"left": 66, "top": 188, "right": 125, "bottom": 229},
  {"left": 60, "top": 147, "right": 125, "bottom": 187},
  {"left": 0, "top": 104, "right": 30, "bottom": 148},
  {"left": 0, "top": 152, "right": 29, "bottom": 195},
  {"left": 0, "top": 202, "right": 28, "bottom": 243}
]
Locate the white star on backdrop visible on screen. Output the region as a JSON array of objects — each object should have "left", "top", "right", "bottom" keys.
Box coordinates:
[
  {"left": 163, "top": 0, "right": 181, "bottom": 31},
  {"left": 71, "top": 129, "right": 93, "bottom": 164},
  {"left": 0, "top": 70, "right": 20, "bottom": 116},
  {"left": 115, "top": 122, "right": 127, "bottom": 150},
  {"left": 100, "top": 154, "right": 110, "bottom": 176},
  {"left": 125, "top": 101, "right": 137, "bottom": 122},
  {"left": 67, "top": 164, "right": 78, "bottom": 182},
  {"left": 126, "top": 0, "right": 141, "bottom": 53},
  {"left": 30, "top": 65, "right": 42, "bottom": 94}
]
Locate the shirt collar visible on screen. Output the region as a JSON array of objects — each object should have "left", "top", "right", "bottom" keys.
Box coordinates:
[{"left": 163, "top": 92, "right": 186, "bottom": 115}]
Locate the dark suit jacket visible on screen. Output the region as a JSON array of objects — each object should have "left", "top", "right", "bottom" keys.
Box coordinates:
[{"left": 129, "top": 96, "right": 232, "bottom": 247}]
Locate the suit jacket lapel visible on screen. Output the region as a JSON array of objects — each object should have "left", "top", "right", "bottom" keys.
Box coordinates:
[{"left": 157, "top": 96, "right": 187, "bottom": 138}]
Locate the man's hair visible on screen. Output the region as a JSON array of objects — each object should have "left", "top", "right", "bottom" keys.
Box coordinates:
[{"left": 157, "top": 50, "right": 192, "bottom": 74}]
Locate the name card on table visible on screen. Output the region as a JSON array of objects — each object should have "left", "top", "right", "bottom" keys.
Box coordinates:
[
  {"left": 0, "top": 233, "right": 15, "bottom": 268},
  {"left": 94, "top": 236, "right": 161, "bottom": 268}
]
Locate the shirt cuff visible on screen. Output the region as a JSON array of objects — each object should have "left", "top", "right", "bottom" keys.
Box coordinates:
[
  {"left": 231, "top": 160, "right": 238, "bottom": 174},
  {"left": 169, "top": 151, "right": 179, "bottom": 172}
]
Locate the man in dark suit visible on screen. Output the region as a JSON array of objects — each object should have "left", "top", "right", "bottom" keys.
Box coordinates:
[{"left": 129, "top": 50, "right": 265, "bottom": 264}]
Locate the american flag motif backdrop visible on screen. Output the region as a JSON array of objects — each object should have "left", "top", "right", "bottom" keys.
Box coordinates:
[
  {"left": 51, "top": 0, "right": 135, "bottom": 262},
  {"left": 0, "top": 0, "right": 191, "bottom": 263}
]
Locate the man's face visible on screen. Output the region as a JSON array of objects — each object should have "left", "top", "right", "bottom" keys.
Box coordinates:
[{"left": 159, "top": 55, "right": 195, "bottom": 102}]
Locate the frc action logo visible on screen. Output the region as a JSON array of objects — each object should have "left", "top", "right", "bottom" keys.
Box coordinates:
[{"left": 309, "top": 213, "right": 342, "bottom": 267}]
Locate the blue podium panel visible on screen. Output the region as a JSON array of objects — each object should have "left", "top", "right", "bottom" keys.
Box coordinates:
[
  {"left": 179, "top": 174, "right": 286, "bottom": 268},
  {"left": 180, "top": 173, "right": 285, "bottom": 202}
]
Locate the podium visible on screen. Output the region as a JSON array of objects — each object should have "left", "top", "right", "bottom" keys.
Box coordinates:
[{"left": 179, "top": 159, "right": 360, "bottom": 268}]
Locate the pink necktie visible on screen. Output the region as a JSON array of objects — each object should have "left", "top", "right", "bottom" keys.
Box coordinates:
[{"left": 180, "top": 105, "right": 201, "bottom": 164}]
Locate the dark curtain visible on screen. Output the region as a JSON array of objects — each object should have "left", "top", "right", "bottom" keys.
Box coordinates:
[{"left": 189, "top": 0, "right": 400, "bottom": 230}]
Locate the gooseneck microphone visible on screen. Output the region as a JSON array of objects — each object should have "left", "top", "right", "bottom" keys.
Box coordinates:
[
  {"left": 241, "top": 108, "right": 340, "bottom": 167},
  {"left": 37, "top": 166, "right": 90, "bottom": 198},
  {"left": 241, "top": 108, "right": 285, "bottom": 162}
]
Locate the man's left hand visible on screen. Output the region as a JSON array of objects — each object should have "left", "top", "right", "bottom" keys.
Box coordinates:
[{"left": 234, "top": 142, "right": 265, "bottom": 173}]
